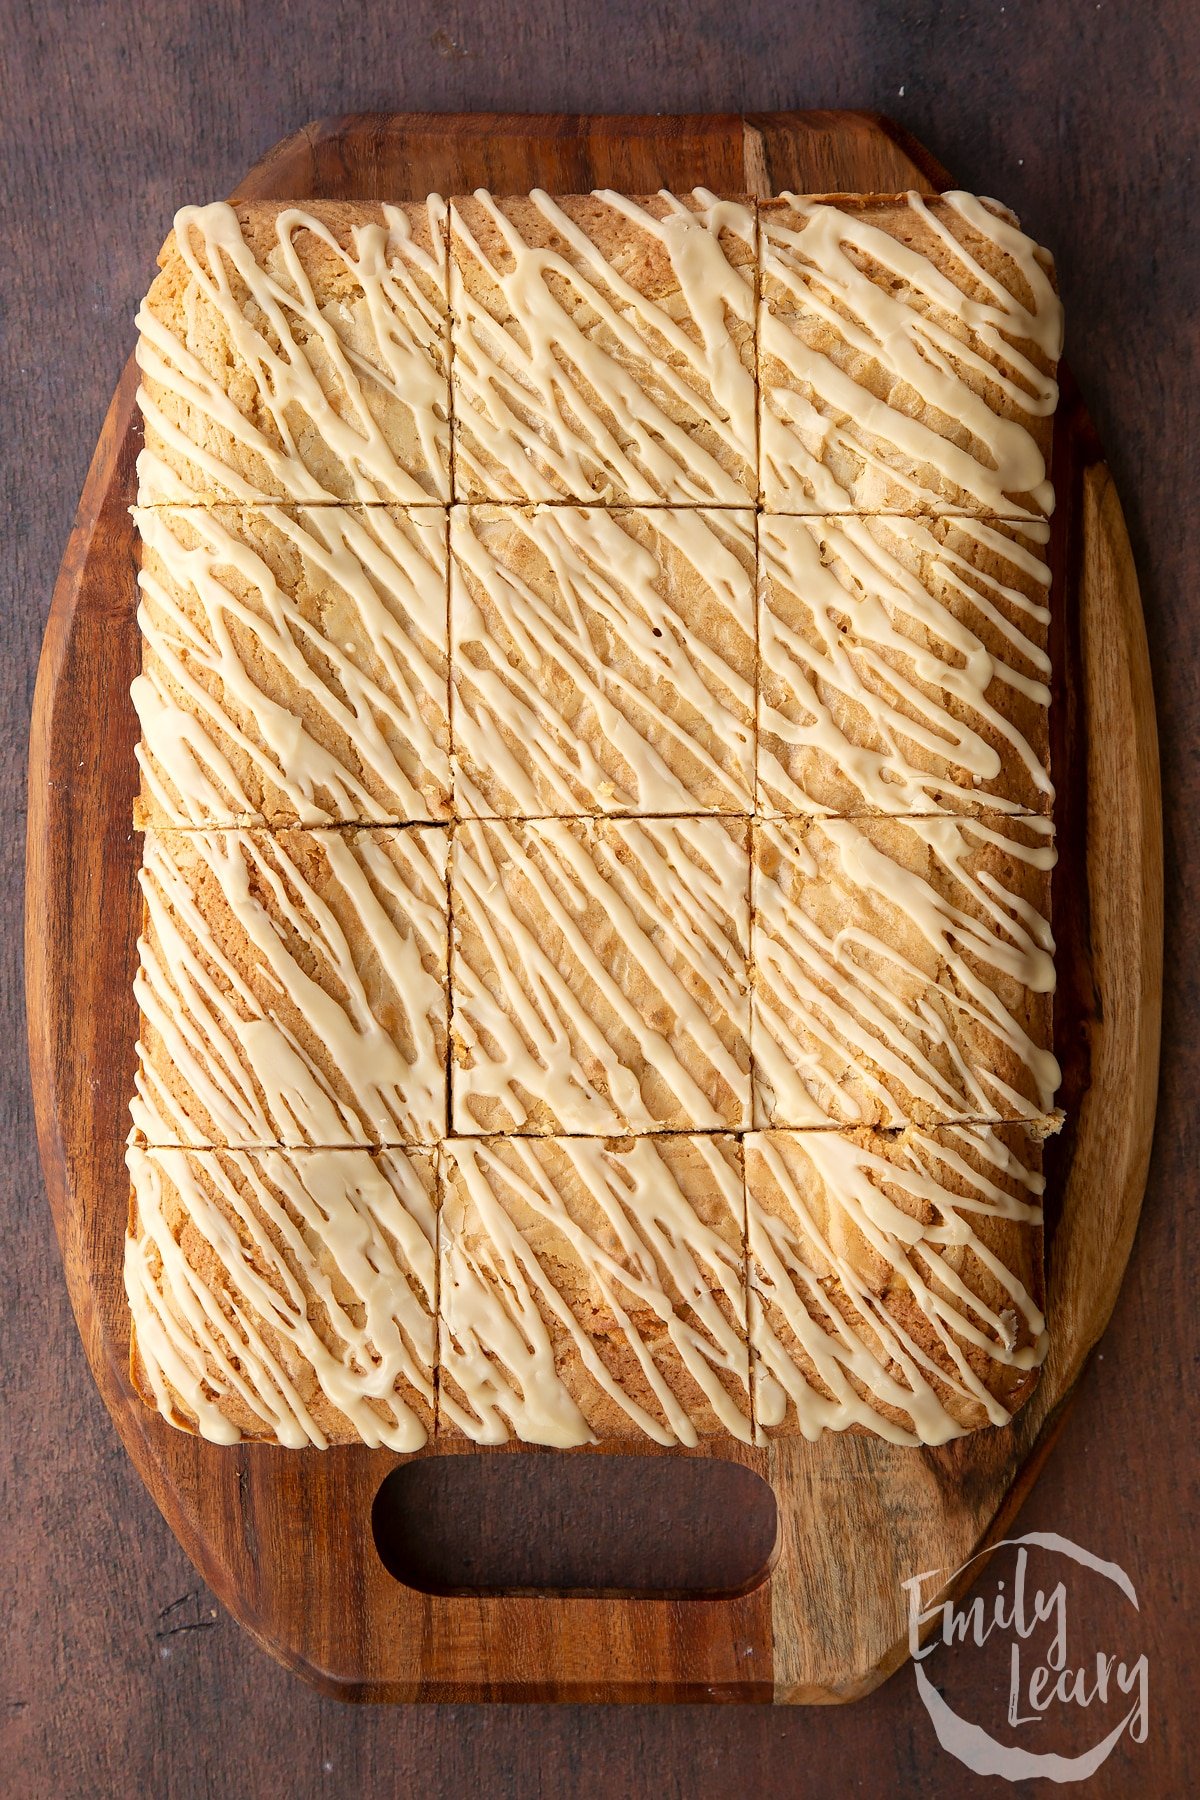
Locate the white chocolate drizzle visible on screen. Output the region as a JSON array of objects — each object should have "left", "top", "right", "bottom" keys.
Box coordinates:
[
  {"left": 133, "top": 504, "right": 450, "bottom": 825},
  {"left": 752, "top": 815, "right": 1060, "bottom": 1126},
  {"left": 136, "top": 200, "right": 450, "bottom": 505},
  {"left": 760, "top": 190, "right": 1063, "bottom": 516},
  {"left": 131, "top": 828, "right": 448, "bottom": 1146},
  {"left": 451, "top": 505, "right": 755, "bottom": 815},
  {"left": 451, "top": 818, "right": 750, "bottom": 1133},
  {"left": 450, "top": 189, "right": 757, "bottom": 502},
  {"left": 438, "top": 1135, "right": 751, "bottom": 1447},
  {"left": 747, "top": 1127, "right": 1047, "bottom": 1445},
  {"left": 125, "top": 1145, "right": 435, "bottom": 1448},
  {"left": 758, "top": 512, "right": 1053, "bottom": 815}
]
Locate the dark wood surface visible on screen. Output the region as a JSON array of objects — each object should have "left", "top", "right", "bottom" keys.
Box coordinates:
[
  {"left": 32, "top": 107, "right": 1163, "bottom": 1715},
  {"left": 3, "top": 3, "right": 1196, "bottom": 1793}
]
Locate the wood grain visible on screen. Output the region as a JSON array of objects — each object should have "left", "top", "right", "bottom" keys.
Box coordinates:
[
  {"left": 25, "top": 110, "right": 1161, "bottom": 1709},
  {"left": 240, "top": 109, "right": 951, "bottom": 204}
]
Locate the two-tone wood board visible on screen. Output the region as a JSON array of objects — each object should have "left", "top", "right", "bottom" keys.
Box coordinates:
[{"left": 26, "top": 110, "right": 1162, "bottom": 1703}]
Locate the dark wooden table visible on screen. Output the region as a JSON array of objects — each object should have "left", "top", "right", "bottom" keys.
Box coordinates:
[{"left": 3, "top": 3, "right": 1196, "bottom": 1794}]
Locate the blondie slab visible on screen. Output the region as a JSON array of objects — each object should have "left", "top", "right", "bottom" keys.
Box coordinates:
[
  {"left": 136, "top": 200, "right": 450, "bottom": 505},
  {"left": 437, "top": 1134, "right": 752, "bottom": 1446},
  {"left": 133, "top": 504, "right": 450, "bottom": 826},
  {"left": 131, "top": 827, "right": 448, "bottom": 1147},
  {"left": 125, "top": 1145, "right": 437, "bottom": 1448},
  {"left": 450, "top": 505, "right": 755, "bottom": 816}
]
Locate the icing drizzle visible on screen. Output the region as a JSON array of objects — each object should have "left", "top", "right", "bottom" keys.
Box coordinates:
[{"left": 126, "top": 1145, "right": 436, "bottom": 1448}]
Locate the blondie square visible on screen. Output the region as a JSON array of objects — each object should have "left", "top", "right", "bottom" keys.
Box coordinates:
[
  {"left": 449, "top": 190, "right": 757, "bottom": 504},
  {"left": 134, "top": 504, "right": 450, "bottom": 826},
  {"left": 751, "top": 814, "right": 1059, "bottom": 1128},
  {"left": 437, "top": 1133, "right": 751, "bottom": 1445},
  {"left": 745, "top": 1126, "right": 1046, "bottom": 1442},
  {"left": 451, "top": 817, "right": 751, "bottom": 1134},
  {"left": 757, "top": 512, "right": 1053, "bottom": 817},
  {"left": 136, "top": 200, "right": 451, "bottom": 504},
  {"left": 131, "top": 827, "right": 449, "bottom": 1147},
  {"left": 126, "top": 1144, "right": 437, "bottom": 1448},
  {"left": 759, "top": 192, "right": 1062, "bottom": 516},
  {"left": 450, "top": 504, "right": 755, "bottom": 816}
]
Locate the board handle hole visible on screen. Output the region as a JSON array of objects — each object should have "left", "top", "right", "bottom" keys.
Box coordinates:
[{"left": 372, "top": 1453, "right": 778, "bottom": 1601}]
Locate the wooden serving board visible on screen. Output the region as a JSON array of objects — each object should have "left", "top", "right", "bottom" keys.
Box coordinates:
[{"left": 25, "top": 111, "right": 1162, "bottom": 1704}]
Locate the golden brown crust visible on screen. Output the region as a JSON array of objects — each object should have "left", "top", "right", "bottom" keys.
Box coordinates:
[
  {"left": 452, "top": 191, "right": 754, "bottom": 295},
  {"left": 759, "top": 194, "right": 1056, "bottom": 333}
]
